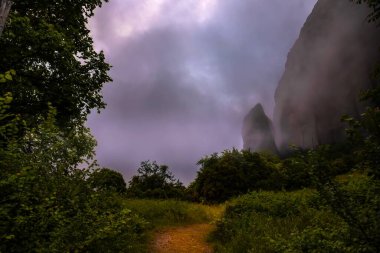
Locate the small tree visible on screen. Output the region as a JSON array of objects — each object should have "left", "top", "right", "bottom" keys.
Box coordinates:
[
  {"left": 88, "top": 168, "right": 127, "bottom": 193},
  {"left": 126, "top": 161, "right": 185, "bottom": 199}
]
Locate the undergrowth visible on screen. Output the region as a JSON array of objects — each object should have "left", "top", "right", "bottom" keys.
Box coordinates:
[{"left": 211, "top": 173, "right": 380, "bottom": 253}]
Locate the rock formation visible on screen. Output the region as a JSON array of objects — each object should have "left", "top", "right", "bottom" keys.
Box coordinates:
[
  {"left": 273, "top": 0, "right": 380, "bottom": 152},
  {"left": 242, "top": 103, "right": 278, "bottom": 154}
]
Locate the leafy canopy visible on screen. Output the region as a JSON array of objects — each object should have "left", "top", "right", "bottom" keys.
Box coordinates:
[{"left": 0, "top": 0, "right": 111, "bottom": 127}]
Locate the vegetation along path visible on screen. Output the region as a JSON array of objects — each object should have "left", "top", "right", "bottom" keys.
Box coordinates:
[{"left": 151, "top": 223, "right": 214, "bottom": 253}]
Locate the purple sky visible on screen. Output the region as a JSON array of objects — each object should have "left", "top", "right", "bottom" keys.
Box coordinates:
[{"left": 87, "top": 0, "right": 317, "bottom": 184}]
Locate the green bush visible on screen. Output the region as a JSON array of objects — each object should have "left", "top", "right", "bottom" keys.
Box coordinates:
[
  {"left": 190, "top": 149, "right": 283, "bottom": 203},
  {"left": 211, "top": 189, "right": 353, "bottom": 253},
  {"left": 211, "top": 173, "right": 380, "bottom": 253},
  {"left": 0, "top": 98, "right": 147, "bottom": 252}
]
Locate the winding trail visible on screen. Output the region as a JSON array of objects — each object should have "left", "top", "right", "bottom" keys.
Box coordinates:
[{"left": 151, "top": 223, "right": 214, "bottom": 253}]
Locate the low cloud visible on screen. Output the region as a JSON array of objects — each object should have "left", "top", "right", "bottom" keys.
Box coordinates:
[{"left": 87, "top": 0, "right": 317, "bottom": 184}]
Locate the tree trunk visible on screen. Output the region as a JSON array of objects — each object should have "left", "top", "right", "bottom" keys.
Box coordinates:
[{"left": 0, "top": 0, "right": 12, "bottom": 37}]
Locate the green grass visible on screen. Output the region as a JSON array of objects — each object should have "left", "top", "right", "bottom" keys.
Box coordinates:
[{"left": 123, "top": 199, "right": 223, "bottom": 228}]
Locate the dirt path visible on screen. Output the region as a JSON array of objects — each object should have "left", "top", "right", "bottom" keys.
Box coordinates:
[{"left": 151, "top": 223, "right": 214, "bottom": 253}]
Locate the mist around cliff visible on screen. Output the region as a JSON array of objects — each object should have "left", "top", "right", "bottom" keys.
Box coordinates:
[
  {"left": 242, "top": 0, "right": 380, "bottom": 155},
  {"left": 87, "top": 0, "right": 316, "bottom": 183}
]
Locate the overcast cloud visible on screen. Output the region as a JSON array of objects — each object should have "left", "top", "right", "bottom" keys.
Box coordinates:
[{"left": 87, "top": 0, "right": 317, "bottom": 184}]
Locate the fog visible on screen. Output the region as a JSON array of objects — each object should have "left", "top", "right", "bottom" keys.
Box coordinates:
[{"left": 87, "top": 0, "right": 317, "bottom": 184}]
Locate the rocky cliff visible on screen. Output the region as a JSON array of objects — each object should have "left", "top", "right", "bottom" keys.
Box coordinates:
[
  {"left": 273, "top": 0, "right": 380, "bottom": 152},
  {"left": 242, "top": 103, "right": 278, "bottom": 154}
]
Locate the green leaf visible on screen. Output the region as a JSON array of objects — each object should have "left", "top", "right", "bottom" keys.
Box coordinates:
[{"left": 5, "top": 73, "right": 13, "bottom": 81}]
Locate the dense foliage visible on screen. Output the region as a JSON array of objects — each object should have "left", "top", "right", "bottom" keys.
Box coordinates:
[
  {"left": 189, "top": 146, "right": 356, "bottom": 203},
  {"left": 0, "top": 0, "right": 111, "bottom": 127},
  {"left": 126, "top": 161, "right": 186, "bottom": 200},
  {"left": 89, "top": 167, "right": 127, "bottom": 194},
  {"left": 0, "top": 98, "right": 146, "bottom": 252},
  {"left": 189, "top": 149, "right": 282, "bottom": 203},
  {"left": 212, "top": 189, "right": 349, "bottom": 253},
  {"left": 0, "top": 1, "right": 150, "bottom": 252},
  {"left": 212, "top": 173, "right": 380, "bottom": 253}
]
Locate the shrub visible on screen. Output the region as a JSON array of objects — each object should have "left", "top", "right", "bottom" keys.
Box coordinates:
[
  {"left": 126, "top": 161, "right": 186, "bottom": 200},
  {"left": 0, "top": 99, "right": 147, "bottom": 252},
  {"left": 210, "top": 189, "right": 354, "bottom": 253},
  {"left": 190, "top": 149, "right": 282, "bottom": 203},
  {"left": 88, "top": 167, "right": 127, "bottom": 194}
]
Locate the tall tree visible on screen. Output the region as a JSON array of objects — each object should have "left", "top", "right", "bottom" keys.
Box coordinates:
[{"left": 0, "top": 0, "right": 111, "bottom": 127}]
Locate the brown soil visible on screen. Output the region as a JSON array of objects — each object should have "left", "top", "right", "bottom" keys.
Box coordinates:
[{"left": 151, "top": 223, "right": 214, "bottom": 253}]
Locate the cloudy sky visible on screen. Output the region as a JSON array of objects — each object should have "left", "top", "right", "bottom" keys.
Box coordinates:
[{"left": 87, "top": 0, "right": 317, "bottom": 184}]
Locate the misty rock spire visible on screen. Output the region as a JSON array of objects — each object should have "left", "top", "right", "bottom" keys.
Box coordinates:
[{"left": 242, "top": 103, "right": 278, "bottom": 154}]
